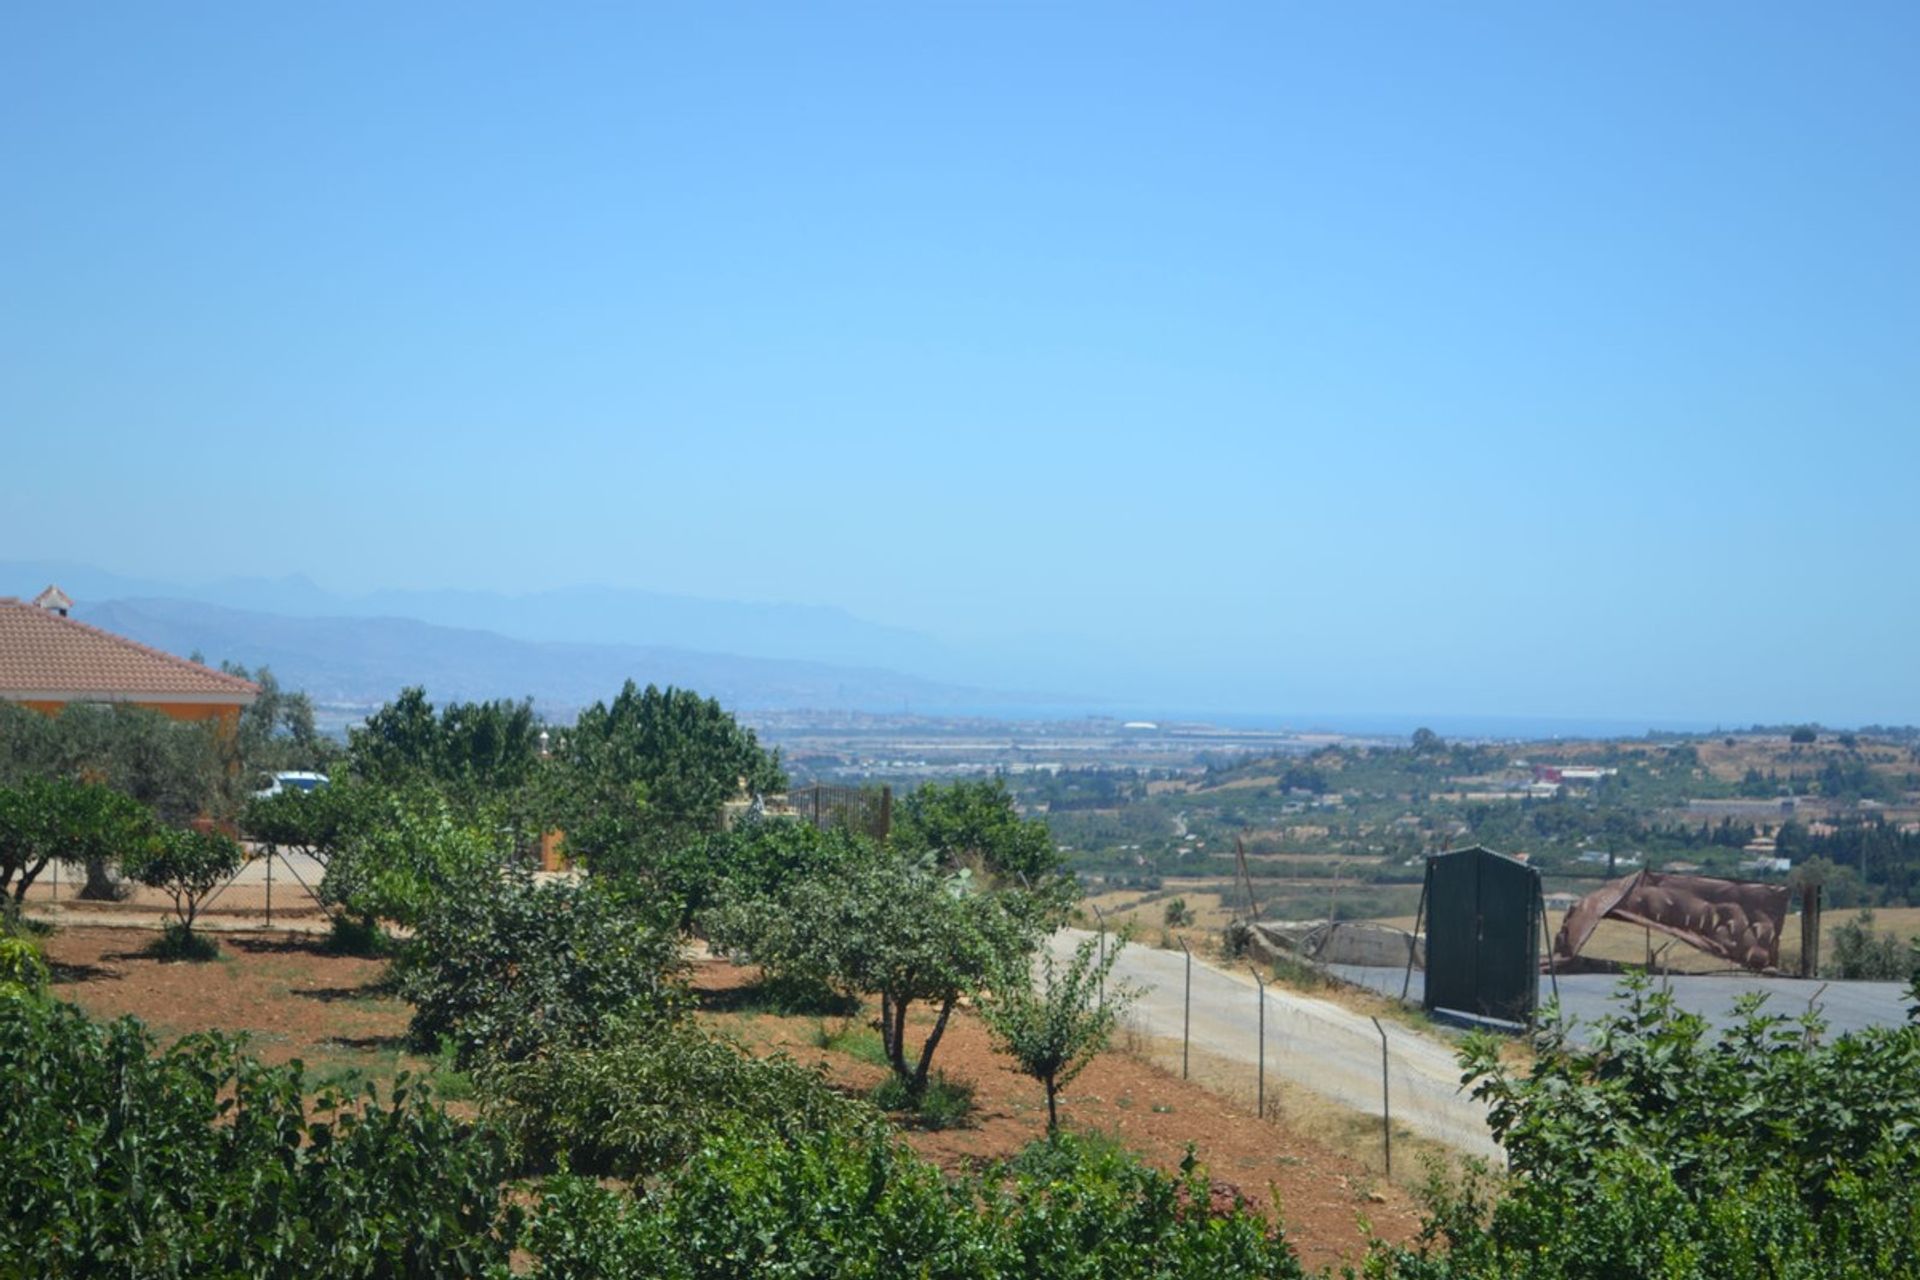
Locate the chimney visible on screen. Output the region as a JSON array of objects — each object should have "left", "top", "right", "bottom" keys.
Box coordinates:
[{"left": 31, "top": 584, "right": 73, "bottom": 618}]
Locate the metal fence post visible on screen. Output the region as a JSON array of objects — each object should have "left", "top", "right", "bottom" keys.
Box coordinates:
[
  {"left": 1370, "top": 1016, "right": 1391, "bottom": 1176},
  {"left": 1179, "top": 937, "right": 1193, "bottom": 1080},
  {"left": 1092, "top": 906, "right": 1107, "bottom": 1009},
  {"left": 265, "top": 849, "right": 273, "bottom": 929},
  {"left": 1250, "top": 967, "right": 1268, "bottom": 1119}
]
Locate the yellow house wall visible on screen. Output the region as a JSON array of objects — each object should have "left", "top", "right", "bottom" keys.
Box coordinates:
[{"left": 14, "top": 699, "right": 243, "bottom": 733}]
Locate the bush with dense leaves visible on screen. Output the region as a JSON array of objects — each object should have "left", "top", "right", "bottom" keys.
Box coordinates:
[
  {"left": 0, "top": 995, "right": 517, "bottom": 1279},
  {"left": 659, "top": 816, "right": 868, "bottom": 927},
  {"left": 317, "top": 789, "right": 505, "bottom": 932},
  {"left": 1373, "top": 976, "right": 1920, "bottom": 1279},
  {"left": 482, "top": 1017, "right": 877, "bottom": 1180},
  {"left": 524, "top": 1128, "right": 1304, "bottom": 1279},
  {"left": 894, "top": 777, "right": 1064, "bottom": 882},
  {"left": 1828, "top": 908, "right": 1914, "bottom": 980},
  {"left": 399, "top": 870, "right": 685, "bottom": 1067}
]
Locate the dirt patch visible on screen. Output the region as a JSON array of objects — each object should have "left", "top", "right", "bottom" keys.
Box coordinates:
[
  {"left": 41, "top": 926, "right": 418, "bottom": 1086},
  {"left": 692, "top": 961, "right": 1425, "bottom": 1273}
]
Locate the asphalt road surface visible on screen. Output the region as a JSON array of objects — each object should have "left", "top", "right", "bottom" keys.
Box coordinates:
[
  {"left": 1328, "top": 964, "right": 1912, "bottom": 1041},
  {"left": 1049, "top": 931, "right": 1502, "bottom": 1161}
]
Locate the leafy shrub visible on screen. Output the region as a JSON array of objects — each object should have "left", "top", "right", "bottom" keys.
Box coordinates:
[
  {"left": 0, "top": 996, "right": 518, "bottom": 1278},
  {"left": 323, "top": 911, "right": 393, "bottom": 957},
  {"left": 399, "top": 870, "right": 685, "bottom": 1067},
  {"left": 1829, "top": 909, "right": 1913, "bottom": 980},
  {"left": 0, "top": 932, "right": 48, "bottom": 998},
  {"left": 484, "top": 1018, "right": 876, "bottom": 1180},
  {"left": 523, "top": 1127, "right": 1303, "bottom": 1279},
  {"left": 1164, "top": 895, "right": 1195, "bottom": 927},
  {"left": 146, "top": 919, "right": 222, "bottom": 962},
  {"left": 1375, "top": 976, "right": 1920, "bottom": 1278},
  {"left": 871, "top": 1069, "right": 976, "bottom": 1130}
]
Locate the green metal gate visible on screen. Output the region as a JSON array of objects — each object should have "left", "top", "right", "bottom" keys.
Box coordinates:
[{"left": 1421, "top": 846, "right": 1541, "bottom": 1025}]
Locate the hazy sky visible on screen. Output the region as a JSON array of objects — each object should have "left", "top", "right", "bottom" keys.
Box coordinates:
[{"left": 4, "top": 4, "right": 1917, "bottom": 723}]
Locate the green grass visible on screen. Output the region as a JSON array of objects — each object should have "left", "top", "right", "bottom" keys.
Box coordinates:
[
  {"left": 871, "top": 1071, "right": 976, "bottom": 1131},
  {"left": 812, "top": 1019, "right": 890, "bottom": 1067}
]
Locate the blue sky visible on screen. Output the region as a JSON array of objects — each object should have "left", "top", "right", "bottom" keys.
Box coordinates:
[{"left": 4, "top": 3, "right": 1916, "bottom": 725}]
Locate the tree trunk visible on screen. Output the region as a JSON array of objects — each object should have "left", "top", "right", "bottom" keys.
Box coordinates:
[
  {"left": 885, "top": 992, "right": 913, "bottom": 1080},
  {"left": 1045, "top": 1076, "right": 1059, "bottom": 1135},
  {"left": 79, "top": 858, "right": 125, "bottom": 901},
  {"left": 910, "top": 996, "right": 957, "bottom": 1096}
]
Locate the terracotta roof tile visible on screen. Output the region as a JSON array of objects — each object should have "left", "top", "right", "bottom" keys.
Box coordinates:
[{"left": 0, "top": 598, "right": 260, "bottom": 703}]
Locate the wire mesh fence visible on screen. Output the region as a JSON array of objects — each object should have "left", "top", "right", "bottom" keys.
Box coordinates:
[{"left": 1058, "top": 930, "right": 1503, "bottom": 1164}]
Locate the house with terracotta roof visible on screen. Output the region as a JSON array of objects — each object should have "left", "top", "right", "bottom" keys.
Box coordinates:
[{"left": 0, "top": 586, "right": 259, "bottom": 734}]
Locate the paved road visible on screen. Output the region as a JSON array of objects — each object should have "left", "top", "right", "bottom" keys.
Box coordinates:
[
  {"left": 1328, "top": 964, "right": 1912, "bottom": 1041},
  {"left": 1049, "top": 931, "right": 1502, "bottom": 1161}
]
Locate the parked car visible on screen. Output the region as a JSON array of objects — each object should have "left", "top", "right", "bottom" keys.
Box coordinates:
[{"left": 251, "top": 771, "right": 330, "bottom": 800}]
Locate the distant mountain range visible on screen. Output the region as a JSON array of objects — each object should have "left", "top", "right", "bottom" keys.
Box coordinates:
[
  {"left": 0, "top": 561, "right": 1057, "bottom": 720},
  {"left": 2, "top": 559, "right": 952, "bottom": 671}
]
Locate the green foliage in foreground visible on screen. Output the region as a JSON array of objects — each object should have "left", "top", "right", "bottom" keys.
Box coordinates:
[
  {"left": 0, "top": 931, "right": 48, "bottom": 998},
  {"left": 524, "top": 1129, "right": 1304, "bottom": 1280},
  {"left": 0, "top": 995, "right": 517, "bottom": 1279},
  {"left": 1373, "top": 977, "right": 1920, "bottom": 1279}
]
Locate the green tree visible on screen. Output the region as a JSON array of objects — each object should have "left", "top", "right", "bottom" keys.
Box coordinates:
[
  {"left": 1411, "top": 726, "right": 1447, "bottom": 755},
  {"left": 981, "top": 931, "right": 1136, "bottom": 1134},
  {"left": 348, "top": 687, "right": 543, "bottom": 819},
  {"left": 0, "top": 777, "right": 154, "bottom": 903},
  {"left": 894, "top": 777, "right": 1062, "bottom": 882},
  {"left": 223, "top": 661, "right": 334, "bottom": 776},
  {"left": 121, "top": 826, "right": 245, "bottom": 955},
  {"left": 706, "top": 845, "right": 1038, "bottom": 1097},
  {"left": 555, "top": 682, "right": 784, "bottom": 873}
]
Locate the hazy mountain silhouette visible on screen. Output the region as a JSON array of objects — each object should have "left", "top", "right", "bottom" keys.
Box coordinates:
[
  {"left": 71, "top": 596, "right": 1006, "bottom": 717},
  {"left": 0, "top": 560, "right": 952, "bottom": 675}
]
